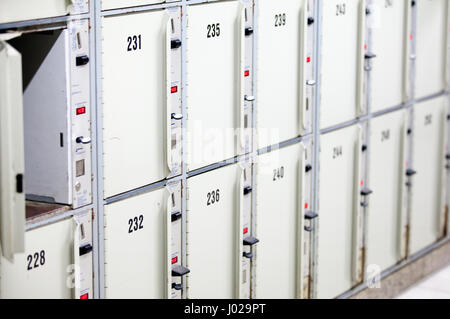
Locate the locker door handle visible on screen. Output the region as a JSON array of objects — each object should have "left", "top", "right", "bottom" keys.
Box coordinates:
[
  {"left": 405, "top": 168, "right": 417, "bottom": 176},
  {"left": 356, "top": 0, "right": 367, "bottom": 116},
  {"left": 299, "top": 1, "right": 309, "bottom": 133},
  {"left": 170, "top": 39, "right": 181, "bottom": 49},
  {"left": 171, "top": 211, "right": 182, "bottom": 222},
  {"left": 76, "top": 136, "right": 91, "bottom": 144},
  {"left": 360, "top": 188, "right": 373, "bottom": 196},
  {"left": 79, "top": 243, "right": 93, "bottom": 256},
  {"left": 172, "top": 283, "right": 183, "bottom": 290},
  {"left": 243, "top": 186, "right": 252, "bottom": 195},
  {"left": 75, "top": 55, "right": 89, "bottom": 66},
  {"left": 242, "top": 252, "right": 253, "bottom": 259},
  {"left": 172, "top": 265, "right": 190, "bottom": 277},
  {"left": 304, "top": 210, "right": 318, "bottom": 220},
  {"left": 305, "top": 164, "right": 312, "bottom": 173},
  {"left": 244, "top": 27, "right": 253, "bottom": 36},
  {"left": 364, "top": 53, "right": 376, "bottom": 59},
  {"left": 171, "top": 113, "right": 183, "bottom": 121},
  {"left": 243, "top": 236, "right": 259, "bottom": 246},
  {"left": 244, "top": 95, "right": 255, "bottom": 102}
]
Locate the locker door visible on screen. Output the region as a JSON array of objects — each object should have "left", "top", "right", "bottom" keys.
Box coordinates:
[
  {"left": 370, "top": 0, "right": 408, "bottom": 112},
  {"left": 186, "top": 164, "right": 240, "bottom": 298},
  {"left": 255, "top": 142, "right": 308, "bottom": 298},
  {"left": 0, "top": 0, "right": 87, "bottom": 24},
  {"left": 102, "top": 10, "right": 176, "bottom": 197},
  {"left": 416, "top": 0, "right": 448, "bottom": 99},
  {"left": 0, "top": 216, "right": 91, "bottom": 299},
  {"left": 320, "top": 0, "right": 365, "bottom": 129},
  {"left": 186, "top": 1, "right": 243, "bottom": 170},
  {"left": 410, "top": 97, "right": 447, "bottom": 255},
  {"left": 317, "top": 125, "right": 362, "bottom": 298},
  {"left": 256, "top": 0, "right": 309, "bottom": 148},
  {"left": 104, "top": 187, "right": 170, "bottom": 298},
  {"left": 102, "top": 0, "right": 164, "bottom": 10},
  {"left": 0, "top": 38, "right": 25, "bottom": 262},
  {"left": 367, "top": 110, "right": 406, "bottom": 272}
]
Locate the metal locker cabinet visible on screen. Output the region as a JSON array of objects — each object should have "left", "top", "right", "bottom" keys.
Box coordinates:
[
  {"left": 256, "top": 0, "right": 309, "bottom": 148},
  {"left": 409, "top": 96, "right": 447, "bottom": 255},
  {"left": 102, "top": 9, "right": 179, "bottom": 198},
  {"left": 255, "top": 142, "right": 308, "bottom": 299},
  {"left": 320, "top": 0, "right": 365, "bottom": 129},
  {"left": 369, "top": 0, "right": 409, "bottom": 112},
  {"left": 0, "top": 36, "right": 25, "bottom": 262},
  {"left": 102, "top": 0, "right": 165, "bottom": 10},
  {"left": 367, "top": 110, "right": 407, "bottom": 272},
  {"left": 317, "top": 124, "right": 362, "bottom": 299},
  {"left": 186, "top": 164, "right": 240, "bottom": 298},
  {"left": 415, "top": 0, "right": 448, "bottom": 99},
  {"left": 0, "top": 213, "right": 93, "bottom": 299},
  {"left": 186, "top": 1, "right": 244, "bottom": 171},
  {"left": 0, "top": 0, "right": 88, "bottom": 24},
  {"left": 104, "top": 187, "right": 170, "bottom": 298}
]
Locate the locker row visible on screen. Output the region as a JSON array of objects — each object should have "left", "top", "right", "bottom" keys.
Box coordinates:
[
  {"left": 1, "top": 0, "right": 448, "bottom": 205},
  {"left": 1, "top": 96, "right": 448, "bottom": 298}
]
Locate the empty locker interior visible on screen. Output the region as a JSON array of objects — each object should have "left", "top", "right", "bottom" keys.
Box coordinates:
[{"left": 1, "top": 0, "right": 450, "bottom": 300}]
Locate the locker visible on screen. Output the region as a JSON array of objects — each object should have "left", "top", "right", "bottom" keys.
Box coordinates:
[
  {"left": 256, "top": 0, "right": 312, "bottom": 148},
  {"left": 409, "top": 96, "right": 447, "bottom": 255},
  {"left": 6, "top": 21, "right": 92, "bottom": 208},
  {"left": 367, "top": 110, "right": 408, "bottom": 273},
  {"left": 369, "top": 0, "right": 409, "bottom": 112},
  {"left": 0, "top": 0, "right": 88, "bottom": 24},
  {"left": 102, "top": 8, "right": 182, "bottom": 198},
  {"left": 255, "top": 141, "right": 313, "bottom": 299},
  {"left": 0, "top": 209, "right": 93, "bottom": 299},
  {"left": 317, "top": 124, "right": 365, "bottom": 298},
  {"left": 186, "top": 1, "right": 247, "bottom": 170},
  {"left": 102, "top": 0, "right": 166, "bottom": 11},
  {"left": 415, "top": 0, "right": 448, "bottom": 99},
  {"left": 104, "top": 183, "right": 184, "bottom": 299},
  {"left": 0, "top": 35, "right": 25, "bottom": 262},
  {"left": 320, "top": 0, "right": 365, "bottom": 129},
  {"left": 186, "top": 163, "right": 252, "bottom": 298}
]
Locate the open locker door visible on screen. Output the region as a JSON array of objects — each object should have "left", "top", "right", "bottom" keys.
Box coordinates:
[
  {"left": 255, "top": 142, "right": 309, "bottom": 298},
  {"left": 0, "top": 37, "right": 25, "bottom": 262}
]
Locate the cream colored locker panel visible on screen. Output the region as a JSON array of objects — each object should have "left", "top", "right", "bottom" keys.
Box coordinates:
[
  {"left": 410, "top": 97, "right": 447, "bottom": 255},
  {"left": 186, "top": 1, "right": 242, "bottom": 171},
  {"left": 367, "top": 110, "right": 406, "bottom": 272},
  {"left": 416, "top": 0, "right": 447, "bottom": 99},
  {"left": 255, "top": 142, "right": 308, "bottom": 298},
  {"left": 0, "top": 0, "right": 87, "bottom": 24},
  {"left": 186, "top": 164, "right": 239, "bottom": 298},
  {"left": 102, "top": 0, "right": 164, "bottom": 10},
  {"left": 370, "top": 0, "right": 408, "bottom": 112},
  {"left": 102, "top": 10, "right": 178, "bottom": 197},
  {"left": 104, "top": 187, "right": 169, "bottom": 298},
  {"left": 256, "top": 0, "right": 309, "bottom": 148},
  {"left": 317, "top": 125, "right": 361, "bottom": 299},
  {"left": 0, "top": 38, "right": 25, "bottom": 262},
  {"left": 320, "top": 0, "right": 365, "bottom": 129},
  {"left": 0, "top": 214, "right": 93, "bottom": 299}
]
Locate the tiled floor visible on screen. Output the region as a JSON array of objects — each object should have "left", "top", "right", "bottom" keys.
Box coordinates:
[{"left": 396, "top": 264, "right": 450, "bottom": 299}]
